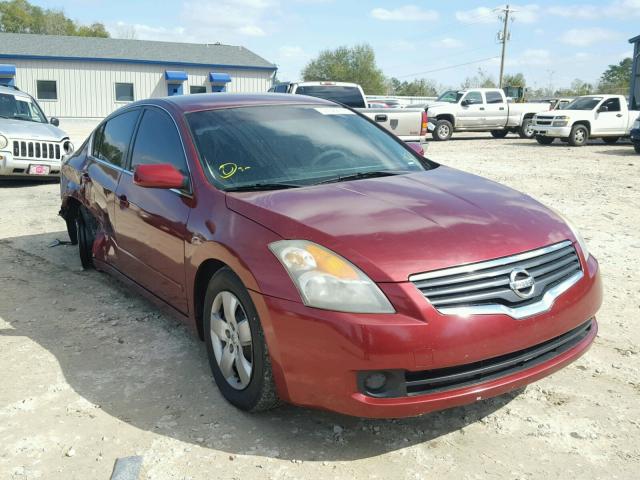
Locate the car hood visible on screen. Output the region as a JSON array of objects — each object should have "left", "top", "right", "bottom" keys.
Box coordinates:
[
  {"left": 226, "top": 166, "right": 574, "bottom": 282},
  {"left": 0, "top": 119, "right": 67, "bottom": 141},
  {"left": 426, "top": 102, "right": 455, "bottom": 111}
]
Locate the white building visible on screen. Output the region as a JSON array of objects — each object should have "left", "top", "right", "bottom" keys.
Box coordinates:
[{"left": 0, "top": 33, "right": 277, "bottom": 121}]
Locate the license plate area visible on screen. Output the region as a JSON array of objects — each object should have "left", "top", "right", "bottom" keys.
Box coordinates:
[{"left": 28, "top": 164, "right": 51, "bottom": 175}]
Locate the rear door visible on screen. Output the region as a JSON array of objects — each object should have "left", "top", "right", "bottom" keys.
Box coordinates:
[
  {"left": 457, "top": 91, "right": 485, "bottom": 127},
  {"left": 85, "top": 109, "right": 141, "bottom": 264},
  {"left": 483, "top": 90, "right": 508, "bottom": 127},
  {"left": 114, "top": 106, "right": 192, "bottom": 313}
]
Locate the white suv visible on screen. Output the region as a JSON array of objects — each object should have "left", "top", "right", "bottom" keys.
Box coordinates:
[{"left": 0, "top": 85, "right": 73, "bottom": 178}]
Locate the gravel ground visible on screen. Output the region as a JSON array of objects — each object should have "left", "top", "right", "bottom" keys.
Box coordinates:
[{"left": 1, "top": 133, "right": 639, "bottom": 479}]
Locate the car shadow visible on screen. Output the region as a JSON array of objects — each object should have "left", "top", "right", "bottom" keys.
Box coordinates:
[
  {"left": 0, "top": 232, "right": 520, "bottom": 462},
  {"left": 0, "top": 178, "right": 59, "bottom": 187}
]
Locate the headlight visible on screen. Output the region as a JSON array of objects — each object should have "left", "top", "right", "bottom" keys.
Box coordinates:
[
  {"left": 63, "top": 140, "right": 74, "bottom": 154},
  {"left": 269, "top": 240, "right": 395, "bottom": 313},
  {"left": 553, "top": 210, "right": 590, "bottom": 261},
  {"left": 0, "top": 134, "right": 7, "bottom": 149},
  {"left": 552, "top": 116, "right": 570, "bottom": 127}
]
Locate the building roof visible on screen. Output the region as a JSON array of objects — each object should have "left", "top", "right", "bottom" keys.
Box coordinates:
[
  {"left": 0, "top": 33, "right": 276, "bottom": 71},
  {"left": 630, "top": 34, "right": 640, "bottom": 43}
]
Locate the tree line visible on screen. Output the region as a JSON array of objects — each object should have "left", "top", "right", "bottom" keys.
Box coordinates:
[{"left": 302, "top": 44, "right": 633, "bottom": 98}]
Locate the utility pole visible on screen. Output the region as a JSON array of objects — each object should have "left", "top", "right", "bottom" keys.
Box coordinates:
[{"left": 498, "top": 4, "right": 513, "bottom": 88}]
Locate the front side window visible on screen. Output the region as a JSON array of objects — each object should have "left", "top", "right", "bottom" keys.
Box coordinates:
[
  {"left": 95, "top": 110, "right": 139, "bottom": 167},
  {"left": 463, "top": 91, "right": 484, "bottom": 105},
  {"left": 0, "top": 93, "right": 47, "bottom": 123},
  {"left": 601, "top": 97, "right": 621, "bottom": 112},
  {"left": 115, "top": 83, "right": 134, "bottom": 102},
  {"left": 36, "top": 80, "right": 57, "bottom": 100},
  {"left": 294, "top": 86, "right": 366, "bottom": 108},
  {"left": 187, "top": 104, "right": 432, "bottom": 190},
  {"left": 485, "top": 91, "right": 504, "bottom": 104},
  {"left": 130, "top": 108, "right": 189, "bottom": 179}
]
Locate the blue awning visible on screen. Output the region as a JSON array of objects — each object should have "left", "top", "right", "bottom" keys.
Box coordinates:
[
  {"left": 165, "top": 70, "right": 188, "bottom": 81},
  {"left": 0, "top": 64, "right": 16, "bottom": 77},
  {"left": 209, "top": 72, "right": 231, "bottom": 83}
]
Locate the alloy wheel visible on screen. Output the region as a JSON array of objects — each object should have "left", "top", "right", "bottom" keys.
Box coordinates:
[{"left": 209, "top": 291, "right": 253, "bottom": 390}]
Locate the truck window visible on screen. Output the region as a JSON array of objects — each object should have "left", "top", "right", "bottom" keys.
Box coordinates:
[
  {"left": 294, "top": 85, "right": 366, "bottom": 108},
  {"left": 437, "top": 90, "right": 464, "bottom": 103},
  {"left": 485, "top": 91, "right": 504, "bottom": 104},
  {"left": 464, "top": 91, "right": 483, "bottom": 105},
  {"left": 601, "top": 98, "right": 621, "bottom": 112}
]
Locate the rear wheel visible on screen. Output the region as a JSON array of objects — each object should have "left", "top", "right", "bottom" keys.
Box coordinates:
[
  {"left": 203, "top": 268, "right": 280, "bottom": 412},
  {"left": 568, "top": 124, "right": 588, "bottom": 146},
  {"left": 518, "top": 118, "right": 535, "bottom": 139},
  {"left": 76, "top": 207, "right": 96, "bottom": 269},
  {"left": 432, "top": 120, "right": 453, "bottom": 141},
  {"left": 490, "top": 130, "right": 509, "bottom": 139},
  {"left": 535, "top": 135, "right": 554, "bottom": 145},
  {"left": 602, "top": 137, "right": 620, "bottom": 144}
]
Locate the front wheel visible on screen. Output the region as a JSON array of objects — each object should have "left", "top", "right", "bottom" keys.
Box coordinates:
[
  {"left": 602, "top": 137, "right": 620, "bottom": 145},
  {"left": 569, "top": 124, "right": 588, "bottom": 146},
  {"left": 432, "top": 120, "right": 453, "bottom": 141},
  {"left": 535, "top": 135, "right": 554, "bottom": 145},
  {"left": 76, "top": 207, "right": 96, "bottom": 269},
  {"left": 518, "top": 118, "right": 535, "bottom": 139},
  {"left": 203, "top": 268, "right": 280, "bottom": 412},
  {"left": 490, "top": 130, "right": 509, "bottom": 139}
]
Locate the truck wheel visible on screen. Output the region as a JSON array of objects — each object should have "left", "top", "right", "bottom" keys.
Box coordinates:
[
  {"left": 535, "top": 135, "right": 554, "bottom": 145},
  {"left": 490, "top": 130, "right": 508, "bottom": 139},
  {"left": 568, "top": 124, "right": 588, "bottom": 146},
  {"left": 433, "top": 120, "right": 453, "bottom": 141},
  {"left": 634, "top": 144, "right": 640, "bottom": 154},
  {"left": 76, "top": 206, "right": 96, "bottom": 269},
  {"left": 518, "top": 118, "right": 535, "bottom": 139},
  {"left": 602, "top": 137, "right": 620, "bottom": 145}
]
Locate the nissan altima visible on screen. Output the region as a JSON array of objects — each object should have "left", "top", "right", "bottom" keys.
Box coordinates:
[{"left": 59, "top": 93, "right": 602, "bottom": 418}]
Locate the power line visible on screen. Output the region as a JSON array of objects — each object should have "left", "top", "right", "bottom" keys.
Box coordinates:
[{"left": 396, "top": 56, "right": 500, "bottom": 79}]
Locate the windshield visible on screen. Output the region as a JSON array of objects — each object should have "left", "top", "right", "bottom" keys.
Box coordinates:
[
  {"left": 564, "top": 97, "right": 603, "bottom": 111},
  {"left": 294, "top": 85, "right": 366, "bottom": 108},
  {"left": 436, "top": 90, "right": 464, "bottom": 103},
  {"left": 0, "top": 93, "right": 47, "bottom": 123},
  {"left": 187, "top": 104, "right": 430, "bottom": 190}
]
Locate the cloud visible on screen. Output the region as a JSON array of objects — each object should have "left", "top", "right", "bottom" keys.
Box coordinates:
[
  {"left": 434, "top": 37, "right": 464, "bottom": 48},
  {"left": 519, "top": 48, "right": 551, "bottom": 65},
  {"left": 455, "top": 7, "right": 496, "bottom": 23},
  {"left": 547, "top": 1, "right": 640, "bottom": 19},
  {"left": 510, "top": 4, "right": 540, "bottom": 24},
  {"left": 278, "top": 46, "right": 308, "bottom": 59},
  {"left": 371, "top": 5, "right": 438, "bottom": 21},
  {"left": 109, "top": 21, "right": 189, "bottom": 42},
  {"left": 561, "top": 28, "right": 618, "bottom": 47},
  {"left": 547, "top": 5, "right": 600, "bottom": 19}
]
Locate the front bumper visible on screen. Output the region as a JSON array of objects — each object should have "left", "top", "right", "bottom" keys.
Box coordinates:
[
  {"left": 532, "top": 125, "right": 572, "bottom": 138},
  {"left": 0, "top": 150, "right": 61, "bottom": 177},
  {"left": 252, "top": 254, "right": 602, "bottom": 418}
]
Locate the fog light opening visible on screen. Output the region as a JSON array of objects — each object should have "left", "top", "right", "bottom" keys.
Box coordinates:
[{"left": 364, "top": 372, "right": 387, "bottom": 393}]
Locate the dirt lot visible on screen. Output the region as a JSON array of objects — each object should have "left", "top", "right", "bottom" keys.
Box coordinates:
[{"left": 1, "top": 133, "right": 639, "bottom": 479}]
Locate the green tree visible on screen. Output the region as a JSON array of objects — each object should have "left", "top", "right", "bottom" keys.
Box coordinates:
[
  {"left": 388, "top": 77, "right": 439, "bottom": 96},
  {"left": 598, "top": 58, "right": 632, "bottom": 94},
  {"left": 0, "top": 0, "right": 109, "bottom": 37},
  {"left": 302, "top": 44, "right": 386, "bottom": 95},
  {"left": 503, "top": 73, "right": 526, "bottom": 87},
  {"left": 461, "top": 68, "right": 496, "bottom": 89}
]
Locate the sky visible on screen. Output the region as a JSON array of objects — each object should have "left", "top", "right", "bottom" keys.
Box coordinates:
[{"left": 31, "top": 0, "right": 640, "bottom": 90}]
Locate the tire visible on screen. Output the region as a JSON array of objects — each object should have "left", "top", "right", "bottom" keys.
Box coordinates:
[
  {"left": 76, "top": 206, "right": 96, "bottom": 269},
  {"left": 518, "top": 118, "right": 535, "bottom": 139},
  {"left": 535, "top": 135, "right": 554, "bottom": 145},
  {"left": 634, "top": 143, "right": 640, "bottom": 154},
  {"left": 203, "top": 268, "right": 280, "bottom": 412},
  {"left": 65, "top": 214, "right": 78, "bottom": 245},
  {"left": 490, "top": 130, "right": 509, "bottom": 139},
  {"left": 432, "top": 119, "right": 453, "bottom": 141},
  {"left": 568, "top": 124, "right": 588, "bottom": 147},
  {"left": 602, "top": 137, "right": 620, "bottom": 144}
]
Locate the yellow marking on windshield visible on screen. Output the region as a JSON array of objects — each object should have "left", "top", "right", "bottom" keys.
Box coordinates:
[{"left": 219, "top": 163, "right": 251, "bottom": 179}]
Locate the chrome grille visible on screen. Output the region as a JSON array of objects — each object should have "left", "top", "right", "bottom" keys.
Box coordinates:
[
  {"left": 12, "top": 140, "right": 61, "bottom": 160},
  {"left": 410, "top": 241, "right": 583, "bottom": 318},
  {"left": 535, "top": 116, "right": 554, "bottom": 126}
]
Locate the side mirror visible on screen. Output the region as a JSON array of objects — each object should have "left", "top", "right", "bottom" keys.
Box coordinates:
[
  {"left": 50, "top": 117, "right": 60, "bottom": 127},
  {"left": 598, "top": 105, "right": 609, "bottom": 113},
  {"left": 461, "top": 99, "right": 469, "bottom": 107},
  {"left": 407, "top": 142, "right": 425, "bottom": 156},
  {"left": 133, "top": 163, "right": 186, "bottom": 189}
]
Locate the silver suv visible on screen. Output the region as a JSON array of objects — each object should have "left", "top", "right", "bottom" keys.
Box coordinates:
[{"left": 0, "top": 85, "right": 73, "bottom": 178}]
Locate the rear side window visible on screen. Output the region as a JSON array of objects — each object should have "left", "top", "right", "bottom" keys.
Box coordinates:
[
  {"left": 94, "top": 110, "right": 139, "bottom": 167},
  {"left": 295, "top": 86, "right": 366, "bottom": 108},
  {"left": 485, "top": 91, "right": 504, "bottom": 104},
  {"left": 130, "top": 108, "right": 189, "bottom": 178}
]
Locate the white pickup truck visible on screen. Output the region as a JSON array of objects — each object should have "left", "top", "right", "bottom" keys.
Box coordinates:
[
  {"left": 425, "top": 88, "right": 549, "bottom": 141},
  {"left": 532, "top": 95, "right": 640, "bottom": 146},
  {"left": 268, "top": 81, "right": 428, "bottom": 143}
]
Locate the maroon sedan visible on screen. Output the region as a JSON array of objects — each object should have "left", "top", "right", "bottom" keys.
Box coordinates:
[{"left": 59, "top": 93, "right": 602, "bottom": 418}]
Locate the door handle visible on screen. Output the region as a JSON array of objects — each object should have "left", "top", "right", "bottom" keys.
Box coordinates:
[
  {"left": 499, "top": 107, "right": 505, "bottom": 111},
  {"left": 479, "top": 107, "right": 485, "bottom": 111},
  {"left": 118, "top": 194, "right": 129, "bottom": 208},
  {"left": 616, "top": 114, "right": 623, "bottom": 117},
  {"left": 374, "top": 114, "right": 388, "bottom": 122}
]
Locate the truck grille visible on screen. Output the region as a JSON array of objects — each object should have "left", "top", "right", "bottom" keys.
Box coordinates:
[
  {"left": 13, "top": 140, "right": 61, "bottom": 160},
  {"left": 410, "top": 241, "right": 582, "bottom": 316},
  {"left": 535, "top": 116, "right": 554, "bottom": 126}
]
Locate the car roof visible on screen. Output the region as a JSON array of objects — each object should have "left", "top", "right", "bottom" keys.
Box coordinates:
[
  {"left": 0, "top": 85, "right": 31, "bottom": 99},
  {"left": 137, "top": 92, "right": 337, "bottom": 113}
]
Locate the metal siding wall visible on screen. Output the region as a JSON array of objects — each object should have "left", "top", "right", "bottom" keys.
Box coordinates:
[{"left": 8, "top": 58, "right": 274, "bottom": 118}]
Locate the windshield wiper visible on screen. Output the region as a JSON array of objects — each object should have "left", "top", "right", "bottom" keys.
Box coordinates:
[
  {"left": 316, "top": 170, "right": 403, "bottom": 185},
  {"left": 225, "top": 182, "right": 304, "bottom": 192}
]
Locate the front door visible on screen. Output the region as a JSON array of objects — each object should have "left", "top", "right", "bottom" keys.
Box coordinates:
[
  {"left": 594, "top": 97, "right": 626, "bottom": 135},
  {"left": 168, "top": 83, "right": 183, "bottom": 96},
  {"left": 457, "top": 91, "right": 486, "bottom": 128},
  {"left": 114, "top": 107, "right": 192, "bottom": 313}
]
